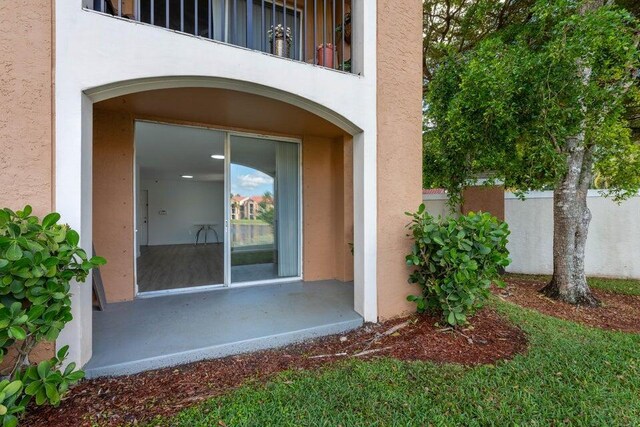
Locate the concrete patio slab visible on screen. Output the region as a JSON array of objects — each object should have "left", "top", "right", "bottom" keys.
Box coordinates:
[{"left": 84, "top": 280, "right": 362, "bottom": 378}]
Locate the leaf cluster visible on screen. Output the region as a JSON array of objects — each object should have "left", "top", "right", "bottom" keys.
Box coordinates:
[
  {"left": 0, "top": 346, "right": 84, "bottom": 427},
  {"left": 405, "top": 207, "right": 511, "bottom": 326},
  {"left": 0, "top": 206, "right": 105, "bottom": 425}
]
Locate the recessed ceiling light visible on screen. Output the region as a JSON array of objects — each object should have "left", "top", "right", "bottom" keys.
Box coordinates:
[
  {"left": 211, "top": 154, "right": 225, "bottom": 160},
  {"left": 181, "top": 175, "right": 194, "bottom": 179}
]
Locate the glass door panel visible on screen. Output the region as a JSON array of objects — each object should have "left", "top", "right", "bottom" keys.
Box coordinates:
[{"left": 228, "top": 135, "right": 300, "bottom": 284}]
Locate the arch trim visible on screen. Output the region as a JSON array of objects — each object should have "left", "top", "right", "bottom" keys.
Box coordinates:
[{"left": 84, "top": 76, "right": 363, "bottom": 136}]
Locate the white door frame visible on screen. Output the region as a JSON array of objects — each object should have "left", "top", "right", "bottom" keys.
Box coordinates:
[
  {"left": 224, "top": 130, "right": 303, "bottom": 289},
  {"left": 133, "top": 120, "right": 303, "bottom": 298}
]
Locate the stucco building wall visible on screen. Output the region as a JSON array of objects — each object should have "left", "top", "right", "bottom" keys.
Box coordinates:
[
  {"left": 375, "top": 0, "right": 424, "bottom": 319},
  {"left": 0, "top": 1, "right": 53, "bottom": 216},
  {"left": 93, "top": 109, "right": 136, "bottom": 302},
  {"left": 0, "top": 1, "right": 55, "bottom": 367}
]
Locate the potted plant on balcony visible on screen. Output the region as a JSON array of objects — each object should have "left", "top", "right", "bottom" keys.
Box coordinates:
[
  {"left": 268, "top": 24, "right": 292, "bottom": 58},
  {"left": 335, "top": 12, "right": 351, "bottom": 44},
  {"left": 316, "top": 44, "right": 335, "bottom": 68}
]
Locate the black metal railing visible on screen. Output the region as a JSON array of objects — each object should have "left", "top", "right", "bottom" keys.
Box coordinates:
[{"left": 91, "top": 0, "right": 353, "bottom": 72}]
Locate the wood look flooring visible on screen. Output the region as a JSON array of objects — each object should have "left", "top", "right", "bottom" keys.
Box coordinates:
[{"left": 137, "top": 244, "right": 224, "bottom": 292}]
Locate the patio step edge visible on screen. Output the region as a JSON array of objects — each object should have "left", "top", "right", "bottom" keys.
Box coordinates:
[{"left": 84, "top": 317, "right": 364, "bottom": 378}]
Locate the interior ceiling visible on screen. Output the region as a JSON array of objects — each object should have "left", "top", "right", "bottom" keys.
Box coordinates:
[
  {"left": 230, "top": 136, "right": 277, "bottom": 177},
  {"left": 96, "top": 87, "right": 345, "bottom": 139},
  {"left": 136, "top": 122, "right": 226, "bottom": 181},
  {"left": 136, "top": 122, "right": 280, "bottom": 182}
]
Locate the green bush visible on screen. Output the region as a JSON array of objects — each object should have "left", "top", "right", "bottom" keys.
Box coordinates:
[
  {"left": 405, "top": 206, "right": 511, "bottom": 326},
  {"left": 0, "top": 379, "right": 23, "bottom": 427},
  {"left": 0, "top": 206, "right": 105, "bottom": 425}
]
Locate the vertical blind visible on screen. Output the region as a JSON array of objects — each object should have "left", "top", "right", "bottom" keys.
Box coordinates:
[{"left": 275, "top": 142, "right": 300, "bottom": 278}]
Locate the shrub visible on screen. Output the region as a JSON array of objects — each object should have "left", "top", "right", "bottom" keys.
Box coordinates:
[
  {"left": 406, "top": 206, "right": 510, "bottom": 326},
  {"left": 0, "top": 206, "right": 105, "bottom": 425}
]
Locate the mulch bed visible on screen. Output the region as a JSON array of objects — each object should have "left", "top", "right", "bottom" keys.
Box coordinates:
[
  {"left": 496, "top": 278, "right": 640, "bottom": 334},
  {"left": 24, "top": 309, "right": 526, "bottom": 427}
]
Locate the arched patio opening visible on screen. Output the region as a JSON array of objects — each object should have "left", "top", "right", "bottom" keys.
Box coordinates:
[{"left": 59, "top": 78, "right": 374, "bottom": 376}]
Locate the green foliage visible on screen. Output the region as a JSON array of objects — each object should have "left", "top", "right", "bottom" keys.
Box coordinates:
[
  {"left": 405, "top": 206, "right": 511, "bottom": 326},
  {"left": 256, "top": 192, "right": 275, "bottom": 226},
  {"left": 0, "top": 206, "right": 104, "bottom": 425},
  {"left": 424, "top": 0, "right": 640, "bottom": 203},
  {"left": 19, "top": 346, "right": 84, "bottom": 407},
  {"left": 423, "top": 0, "right": 535, "bottom": 84},
  {"left": 0, "top": 206, "right": 105, "bottom": 362},
  {"left": 0, "top": 380, "right": 23, "bottom": 427}
]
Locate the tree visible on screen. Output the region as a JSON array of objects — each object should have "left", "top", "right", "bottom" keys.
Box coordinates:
[
  {"left": 256, "top": 191, "right": 275, "bottom": 227},
  {"left": 423, "top": 0, "right": 536, "bottom": 88},
  {"left": 424, "top": 0, "right": 640, "bottom": 305}
]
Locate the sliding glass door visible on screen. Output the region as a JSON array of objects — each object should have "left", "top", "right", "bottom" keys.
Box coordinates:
[{"left": 227, "top": 134, "right": 301, "bottom": 285}]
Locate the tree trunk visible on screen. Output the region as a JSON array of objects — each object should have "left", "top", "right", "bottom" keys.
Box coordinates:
[
  {"left": 541, "top": 97, "right": 599, "bottom": 306},
  {"left": 541, "top": 183, "right": 600, "bottom": 306}
]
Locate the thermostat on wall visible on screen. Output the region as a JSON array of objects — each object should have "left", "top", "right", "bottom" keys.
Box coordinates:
[{"left": 158, "top": 210, "right": 167, "bottom": 215}]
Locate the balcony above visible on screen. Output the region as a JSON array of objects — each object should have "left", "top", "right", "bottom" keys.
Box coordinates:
[{"left": 89, "top": 0, "right": 353, "bottom": 73}]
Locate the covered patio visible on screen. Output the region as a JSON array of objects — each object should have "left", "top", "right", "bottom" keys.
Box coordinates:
[
  {"left": 66, "top": 82, "right": 375, "bottom": 373},
  {"left": 84, "top": 280, "right": 362, "bottom": 378}
]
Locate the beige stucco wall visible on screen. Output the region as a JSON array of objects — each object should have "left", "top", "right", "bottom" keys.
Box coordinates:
[
  {"left": 93, "top": 109, "right": 136, "bottom": 302},
  {"left": 302, "top": 135, "right": 354, "bottom": 282},
  {"left": 376, "top": 0, "right": 424, "bottom": 319},
  {"left": 93, "top": 89, "right": 353, "bottom": 301},
  {"left": 333, "top": 135, "right": 355, "bottom": 282},
  {"left": 0, "top": 1, "right": 53, "bottom": 216},
  {"left": 0, "top": 1, "right": 54, "bottom": 367}
]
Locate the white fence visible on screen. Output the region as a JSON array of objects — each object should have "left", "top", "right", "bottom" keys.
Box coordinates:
[{"left": 423, "top": 191, "right": 640, "bottom": 280}]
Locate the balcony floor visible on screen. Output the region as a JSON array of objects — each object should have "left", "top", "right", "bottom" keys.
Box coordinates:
[{"left": 84, "top": 280, "right": 362, "bottom": 378}]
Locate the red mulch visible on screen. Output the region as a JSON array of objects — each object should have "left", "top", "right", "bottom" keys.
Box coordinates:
[
  {"left": 24, "top": 309, "right": 526, "bottom": 427},
  {"left": 495, "top": 278, "right": 640, "bottom": 334}
]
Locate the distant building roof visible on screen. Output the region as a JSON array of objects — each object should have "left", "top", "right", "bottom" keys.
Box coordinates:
[{"left": 422, "top": 188, "right": 446, "bottom": 195}]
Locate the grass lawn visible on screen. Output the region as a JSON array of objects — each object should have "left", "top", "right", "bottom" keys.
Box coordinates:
[
  {"left": 506, "top": 273, "right": 640, "bottom": 296},
  {"left": 231, "top": 219, "right": 270, "bottom": 225},
  {"left": 231, "top": 249, "right": 274, "bottom": 265},
  {"left": 148, "top": 299, "right": 640, "bottom": 426}
]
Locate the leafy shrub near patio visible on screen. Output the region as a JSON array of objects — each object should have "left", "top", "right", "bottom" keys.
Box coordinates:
[
  {"left": 406, "top": 206, "right": 510, "bottom": 326},
  {"left": 0, "top": 206, "right": 105, "bottom": 426}
]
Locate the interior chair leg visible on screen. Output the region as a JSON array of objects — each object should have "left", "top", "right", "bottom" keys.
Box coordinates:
[{"left": 195, "top": 227, "right": 203, "bottom": 246}]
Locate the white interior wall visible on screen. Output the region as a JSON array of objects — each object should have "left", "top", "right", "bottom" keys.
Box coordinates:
[{"left": 142, "top": 178, "right": 225, "bottom": 246}]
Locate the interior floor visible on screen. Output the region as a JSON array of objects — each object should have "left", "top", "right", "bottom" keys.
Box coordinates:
[
  {"left": 137, "top": 244, "right": 224, "bottom": 292},
  {"left": 137, "top": 244, "right": 285, "bottom": 292}
]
